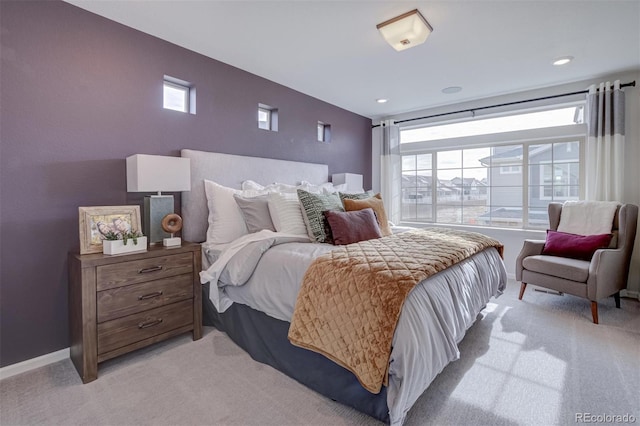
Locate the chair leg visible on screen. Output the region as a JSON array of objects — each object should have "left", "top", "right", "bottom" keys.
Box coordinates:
[
  {"left": 518, "top": 283, "right": 527, "bottom": 300},
  {"left": 613, "top": 292, "right": 621, "bottom": 308},
  {"left": 591, "top": 301, "right": 599, "bottom": 324}
]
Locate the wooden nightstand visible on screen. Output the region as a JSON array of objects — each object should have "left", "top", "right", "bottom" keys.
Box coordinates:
[{"left": 68, "top": 242, "right": 202, "bottom": 383}]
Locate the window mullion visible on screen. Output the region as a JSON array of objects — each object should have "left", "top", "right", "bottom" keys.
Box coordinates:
[
  {"left": 432, "top": 152, "right": 437, "bottom": 222},
  {"left": 579, "top": 138, "right": 586, "bottom": 199},
  {"left": 522, "top": 142, "right": 529, "bottom": 228}
]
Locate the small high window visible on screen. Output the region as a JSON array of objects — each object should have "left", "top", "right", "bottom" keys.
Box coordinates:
[
  {"left": 258, "top": 104, "right": 278, "bottom": 131},
  {"left": 163, "top": 76, "right": 195, "bottom": 114},
  {"left": 318, "top": 122, "right": 331, "bottom": 143},
  {"left": 258, "top": 107, "right": 271, "bottom": 130}
]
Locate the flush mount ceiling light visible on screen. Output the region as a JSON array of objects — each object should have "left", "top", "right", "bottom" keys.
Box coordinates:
[
  {"left": 376, "top": 98, "right": 388, "bottom": 103},
  {"left": 553, "top": 56, "right": 574, "bottom": 66},
  {"left": 377, "top": 9, "right": 433, "bottom": 52}
]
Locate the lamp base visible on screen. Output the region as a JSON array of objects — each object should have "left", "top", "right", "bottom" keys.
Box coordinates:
[
  {"left": 163, "top": 237, "right": 182, "bottom": 248},
  {"left": 144, "top": 195, "right": 173, "bottom": 245}
]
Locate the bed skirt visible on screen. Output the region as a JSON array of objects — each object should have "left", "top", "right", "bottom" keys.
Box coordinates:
[{"left": 202, "top": 283, "right": 390, "bottom": 423}]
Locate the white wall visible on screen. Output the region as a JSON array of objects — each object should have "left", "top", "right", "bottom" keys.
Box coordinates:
[{"left": 373, "top": 71, "right": 640, "bottom": 294}]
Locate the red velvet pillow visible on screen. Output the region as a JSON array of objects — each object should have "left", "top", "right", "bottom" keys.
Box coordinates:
[
  {"left": 542, "top": 230, "right": 613, "bottom": 261},
  {"left": 324, "top": 208, "right": 383, "bottom": 245}
]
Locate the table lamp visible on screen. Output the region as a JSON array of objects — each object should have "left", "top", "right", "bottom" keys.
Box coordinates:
[
  {"left": 126, "top": 154, "right": 191, "bottom": 245},
  {"left": 332, "top": 173, "right": 364, "bottom": 193}
]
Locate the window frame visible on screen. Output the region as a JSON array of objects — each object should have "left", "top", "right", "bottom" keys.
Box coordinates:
[
  {"left": 400, "top": 104, "right": 584, "bottom": 144},
  {"left": 163, "top": 76, "right": 195, "bottom": 114},
  {"left": 400, "top": 137, "right": 585, "bottom": 229},
  {"left": 163, "top": 81, "right": 189, "bottom": 113},
  {"left": 398, "top": 103, "right": 586, "bottom": 231},
  {"left": 317, "top": 121, "right": 331, "bottom": 143},
  {"left": 258, "top": 103, "right": 278, "bottom": 132},
  {"left": 258, "top": 107, "right": 271, "bottom": 130},
  {"left": 537, "top": 159, "right": 581, "bottom": 201}
]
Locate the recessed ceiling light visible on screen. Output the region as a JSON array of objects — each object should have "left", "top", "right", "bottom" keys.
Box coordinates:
[
  {"left": 376, "top": 98, "right": 388, "bottom": 103},
  {"left": 553, "top": 56, "right": 574, "bottom": 66},
  {"left": 441, "top": 86, "right": 462, "bottom": 94}
]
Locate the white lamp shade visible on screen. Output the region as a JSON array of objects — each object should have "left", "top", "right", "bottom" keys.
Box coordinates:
[
  {"left": 377, "top": 9, "right": 433, "bottom": 52},
  {"left": 127, "top": 154, "right": 191, "bottom": 192},
  {"left": 332, "top": 173, "right": 364, "bottom": 194}
]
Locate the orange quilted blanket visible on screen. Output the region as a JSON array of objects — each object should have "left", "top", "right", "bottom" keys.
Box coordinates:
[{"left": 287, "top": 228, "right": 503, "bottom": 393}]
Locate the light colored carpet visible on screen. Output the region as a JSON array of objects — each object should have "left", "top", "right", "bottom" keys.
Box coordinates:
[{"left": 2, "top": 280, "right": 639, "bottom": 426}]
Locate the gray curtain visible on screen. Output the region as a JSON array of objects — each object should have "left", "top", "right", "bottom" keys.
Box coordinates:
[{"left": 585, "top": 80, "right": 625, "bottom": 201}]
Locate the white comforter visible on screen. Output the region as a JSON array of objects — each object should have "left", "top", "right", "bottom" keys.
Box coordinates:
[{"left": 201, "top": 229, "right": 507, "bottom": 425}]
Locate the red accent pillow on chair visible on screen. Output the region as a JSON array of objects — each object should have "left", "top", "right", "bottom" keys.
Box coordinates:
[{"left": 542, "top": 230, "right": 613, "bottom": 261}]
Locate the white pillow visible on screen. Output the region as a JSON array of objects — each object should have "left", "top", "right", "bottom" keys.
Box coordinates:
[
  {"left": 324, "top": 183, "right": 348, "bottom": 194},
  {"left": 299, "top": 180, "right": 337, "bottom": 194},
  {"left": 267, "top": 192, "right": 309, "bottom": 237},
  {"left": 241, "top": 180, "right": 265, "bottom": 191},
  {"left": 267, "top": 183, "right": 298, "bottom": 193},
  {"left": 204, "top": 180, "right": 264, "bottom": 244},
  {"left": 242, "top": 180, "right": 328, "bottom": 194},
  {"left": 241, "top": 180, "right": 297, "bottom": 193}
]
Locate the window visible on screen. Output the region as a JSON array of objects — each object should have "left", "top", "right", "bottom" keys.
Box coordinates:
[
  {"left": 163, "top": 76, "right": 195, "bottom": 114},
  {"left": 532, "top": 142, "right": 580, "bottom": 202},
  {"left": 401, "top": 106, "right": 583, "bottom": 144},
  {"left": 500, "top": 165, "right": 521, "bottom": 174},
  {"left": 317, "top": 122, "right": 331, "bottom": 143},
  {"left": 258, "top": 108, "right": 271, "bottom": 130},
  {"left": 399, "top": 105, "right": 585, "bottom": 230},
  {"left": 163, "top": 82, "right": 188, "bottom": 112},
  {"left": 258, "top": 104, "right": 278, "bottom": 131}
]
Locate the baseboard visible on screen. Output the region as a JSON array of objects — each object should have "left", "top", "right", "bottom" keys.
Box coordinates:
[
  {"left": 507, "top": 272, "right": 516, "bottom": 281},
  {"left": 621, "top": 289, "right": 640, "bottom": 300},
  {"left": 0, "top": 348, "right": 69, "bottom": 381}
]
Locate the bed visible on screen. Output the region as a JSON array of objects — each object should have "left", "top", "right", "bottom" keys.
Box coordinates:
[{"left": 180, "top": 149, "right": 507, "bottom": 425}]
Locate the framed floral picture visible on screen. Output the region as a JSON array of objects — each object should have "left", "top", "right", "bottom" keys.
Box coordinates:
[{"left": 79, "top": 205, "right": 142, "bottom": 254}]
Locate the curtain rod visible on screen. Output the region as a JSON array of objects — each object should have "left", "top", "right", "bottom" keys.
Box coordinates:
[{"left": 372, "top": 80, "right": 636, "bottom": 128}]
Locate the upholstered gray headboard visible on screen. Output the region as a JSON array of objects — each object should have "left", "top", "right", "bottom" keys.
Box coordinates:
[{"left": 180, "top": 149, "right": 329, "bottom": 243}]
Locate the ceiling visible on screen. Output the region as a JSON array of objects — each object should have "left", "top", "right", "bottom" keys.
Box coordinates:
[{"left": 64, "top": 1, "right": 640, "bottom": 120}]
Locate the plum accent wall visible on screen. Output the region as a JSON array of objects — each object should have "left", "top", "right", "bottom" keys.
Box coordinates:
[{"left": 0, "top": 0, "right": 372, "bottom": 367}]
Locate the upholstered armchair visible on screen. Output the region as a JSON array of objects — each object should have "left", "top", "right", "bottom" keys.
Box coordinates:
[{"left": 516, "top": 202, "right": 638, "bottom": 324}]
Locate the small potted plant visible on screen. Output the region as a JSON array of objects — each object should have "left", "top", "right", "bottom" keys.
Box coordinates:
[{"left": 102, "top": 229, "right": 147, "bottom": 255}]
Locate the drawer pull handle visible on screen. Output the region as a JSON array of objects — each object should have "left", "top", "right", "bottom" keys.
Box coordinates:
[
  {"left": 138, "top": 318, "right": 163, "bottom": 329},
  {"left": 138, "top": 291, "right": 163, "bottom": 300},
  {"left": 138, "top": 266, "right": 163, "bottom": 274}
]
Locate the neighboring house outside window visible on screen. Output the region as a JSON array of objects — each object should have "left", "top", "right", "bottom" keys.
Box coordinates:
[{"left": 500, "top": 165, "right": 521, "bottom": 174}]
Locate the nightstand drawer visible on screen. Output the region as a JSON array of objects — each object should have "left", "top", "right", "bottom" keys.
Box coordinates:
[
  {"left": 97, "top": 299, "right": 193, "bottom": 355},
  {"left": 97, "top": 274, "right": 193, "bottom": 323},
  {"left": 96, "top": 253, "right": 193, "bottom": 291}
]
